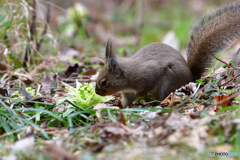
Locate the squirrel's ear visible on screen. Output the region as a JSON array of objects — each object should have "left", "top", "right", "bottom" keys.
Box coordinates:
[
  {"left": 105, "top": 39, "right": 116, "bottom": 62},
  {"left": 108, "top": 57, "right": 122, "bottom": 77}
]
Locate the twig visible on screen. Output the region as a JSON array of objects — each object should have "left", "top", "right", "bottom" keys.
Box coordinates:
[
  {"left": 18, "top": 31, "right": 44, "bottom": 60},
  {"left": 205, "top": 46, "right": 231, "bottom": 67},
  {"left": 0, "top": 127, "right": 27, "bottom": 139},
  {"left": 204, "top": 46, "right": 240, "bottom": 87},
  {"left": 205, "top": 46, "right": 240, "bottom": 73},
  {"left": 36, "top": 0, "right": 51, "bottom": 51},
  {"left": 30, "top": 0, "right": 36, "bottom": 42},
  {"left": 23, "top": 0, "right": 37, "bottom": 67},
  {"left": 220, "top": 72, "right": 240, "bottom": 87}
]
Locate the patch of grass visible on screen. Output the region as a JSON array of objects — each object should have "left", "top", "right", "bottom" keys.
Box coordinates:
[
  {"left": 0, "top": 0, "right": 57, "bottom": 70},
  {"left": 140, "top": 0, "right": 194, "bottom": 49}
]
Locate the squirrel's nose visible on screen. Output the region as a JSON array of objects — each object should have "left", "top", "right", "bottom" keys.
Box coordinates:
[
  {"left": 95, "top": 88, "right": 99, "bottom": 94},
  {"left": 95, "top": 87, "right": 106, "bottom": 96},
  {"left": 95, "top": 87, "right": 101, "bottom": 95}
]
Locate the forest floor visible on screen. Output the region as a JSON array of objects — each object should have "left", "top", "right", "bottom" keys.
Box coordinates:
[{"left": 0, "top": 0, "right": 240, "bottom": 159}]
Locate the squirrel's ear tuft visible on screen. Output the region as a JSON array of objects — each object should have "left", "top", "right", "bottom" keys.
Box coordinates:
[
  {"left": 108, "top": 57, "right": 122, "bottom": 77},
  {"left": 105, "top": 39, "right": 111, "bottom": 60},
  {"left": 105, "top": 39, "right": 116, "bottom": 62}
]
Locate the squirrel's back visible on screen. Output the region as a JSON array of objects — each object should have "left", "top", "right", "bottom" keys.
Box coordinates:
[
  {"left": 131, "top": 43, "right": 186, "bottom": 63},
  {"left": 187, "top": 2, "right": 240, "bottom": 81}
]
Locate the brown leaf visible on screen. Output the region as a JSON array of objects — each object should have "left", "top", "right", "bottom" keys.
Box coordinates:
[
  {"left": 212, "top": 98, "right": 219, "bottom": 111},
  {"left": 160, "top": 92, "right": 172, "bottom": 106},
  {"left": 167, "top": 93, "right": 182, "bottom": 108},
  {"left": 117, "top": 110, "right": 126, "bottom": 125},
  {"left": 213, "top": 93, "right": 234, "bottom": 110},
  {"left": 84, "top": 68, "right": 97, "bottom": 76}
]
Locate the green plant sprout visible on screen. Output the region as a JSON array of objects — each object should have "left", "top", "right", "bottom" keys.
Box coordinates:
[
  {"left": 196, "top": 78, "right": 204, "bottom": 85},
  {"left": 63, "top": 80, "right": 114, "bottom": 109},
  {"left": 58, "top": 3, "right": 88, "bottom": 39},
  {"left": 67, "top": 3, "right": 87, "bottom": 22},
  {"left": 11, "top": 85, "right": 42, "bottom": 100}
]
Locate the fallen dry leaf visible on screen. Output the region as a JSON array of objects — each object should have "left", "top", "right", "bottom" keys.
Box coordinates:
[
  {"left": 117, "top": 110, "right": 126, "bottom": 125},
  {"left": 213, "top": 94, "right": 234, "bottom": 107},
  {"left": 212, "top": 93, "right": 236, "bottom": 111},
  {"left": 160, "top": 92, "right": 172, "bottom": 106},
  {"left": 167, "top": 93, "right": 182, "bottom": 108},
  {"left": 175, "top": 82, "right": 198, "bottom": 95}
]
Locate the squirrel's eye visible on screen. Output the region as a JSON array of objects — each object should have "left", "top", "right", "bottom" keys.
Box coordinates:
[{"left": 100, "top": 79, "right": 108, "bottom": 87}]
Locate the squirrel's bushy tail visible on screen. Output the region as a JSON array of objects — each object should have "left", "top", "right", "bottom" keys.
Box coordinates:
[{"left": 187, "top": 2, "right": 240, "bottom": 81}]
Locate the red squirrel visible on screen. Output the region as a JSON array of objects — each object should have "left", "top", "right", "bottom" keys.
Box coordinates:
[{"left": 95, "top": 2, "right": 240, "bottom": 107}]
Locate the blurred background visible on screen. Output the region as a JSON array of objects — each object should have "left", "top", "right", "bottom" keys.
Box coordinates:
[
  {"left": 1, "top": 0, "right": 239, "bottom": 70},
  {"left": 49, "top": 0, "right": 240, "bottom": 58}
]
